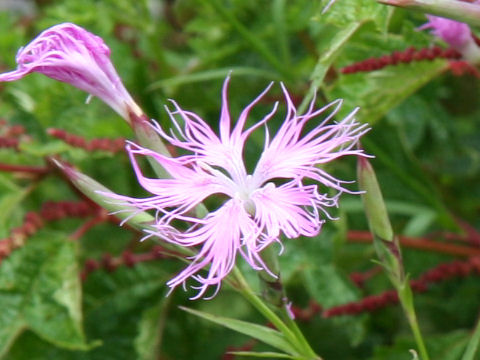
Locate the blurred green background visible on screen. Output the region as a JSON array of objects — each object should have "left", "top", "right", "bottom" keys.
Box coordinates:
[{"left": 0, "top": 0, "right": 479, "bottom": 359}]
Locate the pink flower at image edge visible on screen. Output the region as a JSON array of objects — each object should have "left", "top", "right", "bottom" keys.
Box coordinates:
[
  {"left": 108, "top": 76, "right": 370, "bottom": 299},
  {"left": 0, "top": 22, "right": 141, "bottom": 121},
  {"left": 419, "top": 15, "right": 472, "bottom": 50}
]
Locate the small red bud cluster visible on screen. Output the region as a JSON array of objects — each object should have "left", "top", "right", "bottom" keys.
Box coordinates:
[
  {"left": 323, "top": 257, "right": 480, "bottom": 317},
  {"left": 449, "top": 60, "right": 480, "bottom": 78},
  {"left": 222, "top": 340, "right": 256, "bottom": 360},
  {"left": 80, "top": 245, "right": 170, "bottom": 280},
  {"left": 47, "top": 128, "right": 125, "bottom": 153},
  {"left": 40, "top": 200, "right": 94, "bottom": 221},
  {"left": 341, "top": 46, "right": 461, "bottom": 74},
  {"left": 290, "top": 300, "right": 323, "bottom": 321},
  {"left": 0, "top": 201, "right": 97, "bottom": 260},
  {"left": 349, "top": 266, "right": 382, "bottom": 288},
  {"left": 0, "top": 137, "right": 19, "bottom": 150},
  {"left": 323, "top": 290, "right": 399, "bottom": 317},
  {"left": 0, "top": 119, "right": 26, "bottom": 150}
]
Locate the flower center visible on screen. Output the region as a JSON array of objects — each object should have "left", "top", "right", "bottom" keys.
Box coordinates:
[{"left": 234, "top": 174, "right": 258, "bottom": 215}]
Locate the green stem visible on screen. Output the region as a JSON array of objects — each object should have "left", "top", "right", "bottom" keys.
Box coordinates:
[
  {"left": 232, "top": 268, "right": 297, "bottom": 343},
  {"left": 283, "top": 310, "right": 319, "bottom": 359},
  {"left": 231, "top": 267, "right": 321, "bottom": 359},
  {"left": 461, "top": 315, "right": 480, "bottom": 360},
  {"left": 358, "top": 158, "right": 430, "bottom": 360},
  {"left": 399, "top": 295, "right": 430, "bottom": 360},
  {"left": 256, "top": 245, "right": 319, "bottom": 358}
]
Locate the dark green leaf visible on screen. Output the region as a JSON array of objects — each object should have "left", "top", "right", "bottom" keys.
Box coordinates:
[{"left": 0, "top": 233, "right": 88, "bottom": 355}]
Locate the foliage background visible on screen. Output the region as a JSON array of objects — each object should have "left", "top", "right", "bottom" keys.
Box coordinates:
[{"left": 0, "top": 0, "right": 479, "bottom": 359}]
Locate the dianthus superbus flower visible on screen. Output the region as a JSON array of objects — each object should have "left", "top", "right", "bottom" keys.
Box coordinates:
[
  {"left": 109, "top": 77, "right": 369, "bottom": 299},
  {"left": 419, "top": 15, "right": 480, "bottom": 63},
  {"left": 0, "top": 23, "right": 141, "bottom": 121},
  {"left": 420, "top": 15, "right": 472, "bottom": 50}
]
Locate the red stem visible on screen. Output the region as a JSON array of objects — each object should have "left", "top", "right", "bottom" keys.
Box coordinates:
[
  {"left": 323, "top": 257, "right": 480, "bottom": 317},
  {"left": 347, "top": 230, "right": 480, "bottom": 257},
  {"left": 0, "top": 163, "right": 50, "bottom": 174}
]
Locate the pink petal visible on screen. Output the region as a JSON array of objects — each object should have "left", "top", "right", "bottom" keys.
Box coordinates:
[
  {"left": 251, "top": 181, "right": 325, "bottom": 240},
  {"left": 420, "top": 15, "right": 471, "bottom": 50},
  {"left": 123, "top": 143, "right": 231, "bottom": 216},
  {"left": 165, "top": 200, "right": 250, "bottom": 299},
  {"left": 253, "top": 87, "right": 369, "bottom": 192}
]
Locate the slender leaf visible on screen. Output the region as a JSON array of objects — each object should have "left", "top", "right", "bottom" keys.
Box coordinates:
[
  {"left": 180, "top": 307, "right": 299, "bottom": 356},
  {"left": 228, "top": 351, "right": 296, "bottom": 358},
  {"left": 461, "top": 316, "right": 480, "bottom": 360}
]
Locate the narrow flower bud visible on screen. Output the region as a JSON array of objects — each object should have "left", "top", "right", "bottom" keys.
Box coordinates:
[
  {"left": 357, "top": 156, "right": 394, "bottom": 242},
  {"left": 0, "top": 23, "right": 142, "bottom": 122},
  {"left": 51, "top": 158, "right": 154, "bottom": 230},
  {"left": 357, "top": 154, "right": 429, "bottom": 360}
]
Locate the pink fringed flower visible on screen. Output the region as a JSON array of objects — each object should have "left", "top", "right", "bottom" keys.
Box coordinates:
[
  {"left": 0, "top": 23, "right": 141, "bottom": 121},
  {"left": 419, "top": 15, "right": 472, "bottom": 50},
  {"left": 111, "top": 77, "right": 369, "bottom": 299}
]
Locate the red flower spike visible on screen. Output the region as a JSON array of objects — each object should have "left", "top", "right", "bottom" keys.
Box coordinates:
[
  {"left": 122, "top": 251, "right": 137, "bottom": 267},
  {"left": 322, "top": 257, "right": 480, "bottom": 317},
  {"left": 47, "top": 128, "right": 125, "bottom": 153},
  {"left": 0, "top": 137, "right": 19, "bottom": 150},
  {"left": 101, "top": 253, "right": 117, "bottom": 272},
  {"left": 341, "top": 46, "right": 461, "bottom": 74}
]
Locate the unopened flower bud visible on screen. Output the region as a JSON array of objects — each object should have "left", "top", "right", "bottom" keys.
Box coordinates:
[
  {"left": 0, "top": 23, "right": 142, "bottom": 122},
  {"left": 357, "top": 156, "right": 394, "bottom": 242}
]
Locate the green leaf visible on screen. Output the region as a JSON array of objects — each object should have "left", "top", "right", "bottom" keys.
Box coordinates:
[
  {"left": 180, "top": 307, "right": 298, "bottom": 356},
  {"left": 79, "top": 262, "right": 171, "bottom": 360},
  {"left": 0, "top": 175, "right": 31, "bottom": 235},
  {"left": 316, "top": 0, "right": 392, "bottom": 31},
  {"left": 0, "top": 233, "right": 89, "bottom": 356},
  {"left": 228, "top": 351, "right": 295, "bottom": 358},
  {"left": 461, "top": 316, "right": 480, "bottom": 360},
  {"left": 326, "top": 59, "right": 448, "bottom": 124},
  {"left": 304, "top": 264, "right": 359, "bottom": 309},
  {"left": 299, "top": 22, "right": 362, "bottom": 113},
  {"left": 134, "top": 300, "right": 168, "bottom": 360},
  {"left": 4, "top": 261, "right": 172, "bottom": 360}
]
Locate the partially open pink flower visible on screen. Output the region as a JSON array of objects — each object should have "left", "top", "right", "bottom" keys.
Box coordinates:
[
  {"left": 419, "top": 15, "right": 472, "bottom": 50},
  {"left": 0, "top": 23, "right": 141, "bottom": 121},
  {"left": 108, "top": 77, "right": 369, "bottom": 299}
]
